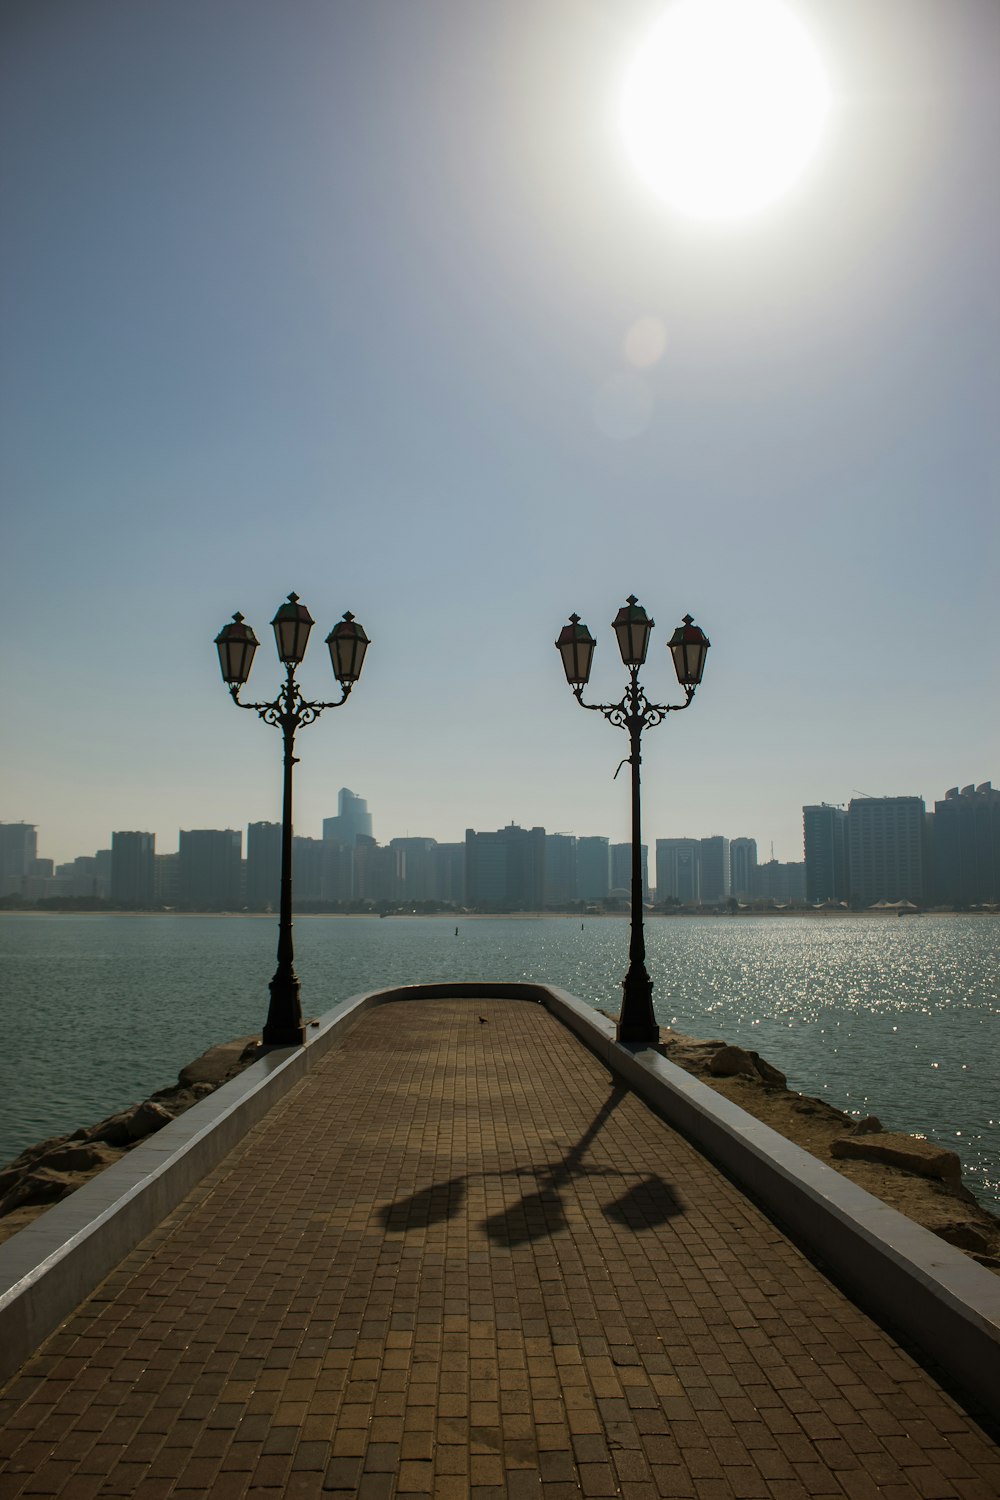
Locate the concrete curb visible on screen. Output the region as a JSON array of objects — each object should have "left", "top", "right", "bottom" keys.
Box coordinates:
[{"left": 2, "top": 980, "right": 998, "bottom": 1424}]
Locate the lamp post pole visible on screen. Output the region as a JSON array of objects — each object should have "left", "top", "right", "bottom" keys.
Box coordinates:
[
  {"left": 556, "top": 598, "right": 710, "bottom": 1047},
  {"left": 214, "top": 594, "right": 369, "bottom": 1047},
  {"left": 623, "top": 664, "right": 654, "bottom": 1040}
]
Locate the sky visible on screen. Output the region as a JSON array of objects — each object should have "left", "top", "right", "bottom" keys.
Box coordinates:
[{"left": 1, "top": 0, "right": 997, "bottom": 868}]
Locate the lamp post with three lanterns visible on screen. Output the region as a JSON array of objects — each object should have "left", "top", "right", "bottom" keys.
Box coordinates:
[
  {"left": 556, "top": 597, "right": 710, "bottom": 1046},
  {"left": 214, "top": 593, "right": 369, "bottom": 1047}
]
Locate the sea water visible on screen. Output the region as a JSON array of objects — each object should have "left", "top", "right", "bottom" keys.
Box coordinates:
[{"left": 1, "top": 912, "right": 997, "bottom": 1209}]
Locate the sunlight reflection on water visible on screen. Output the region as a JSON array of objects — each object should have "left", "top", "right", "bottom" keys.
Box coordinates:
[{"left": 1, "top": 912, "right": 997, "bottom": 1209}]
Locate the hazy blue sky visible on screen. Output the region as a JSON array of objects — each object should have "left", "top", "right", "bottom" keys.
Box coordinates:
[{"left": 2, "top": 0, "right": 997, "bottom": 867}]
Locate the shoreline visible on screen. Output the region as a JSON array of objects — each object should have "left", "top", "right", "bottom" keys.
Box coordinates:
[{"left": 3, "top": 907, "right": 997, "bottom": 919}]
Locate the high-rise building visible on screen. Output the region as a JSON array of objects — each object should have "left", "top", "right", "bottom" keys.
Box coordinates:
[
  {"left": 390, "top": 838, "right": 439, "bottom": 903},
  {"left": 110, "top": 831, "right": 155, "bottom": 906},
  {"left": 847, "top": 796, "right": 926, "bottom": 905},
  {"left": 655, "top": 839, "right": 700, "bottom": 904},
  {"left": 246, "top": 821, "right": 281, "bottom": 910},
  {"left": 729, "top": 838, "right": 758, "bottom": 902},
  {"left": 354, "top": 836, "right": 395, "bottom": 904},
  {"left": 610, "top": 842, "right": 649, "bottom": 900},
  {"left": 323, "top": 788, "right": 373, "bottom": 847},
  {"left": 933, "top": 783, "right": 1000, "bottom": 906},
  {"left": 292, "top": 836, "right": 325, "bottom": 903},
  {"left": 754, "top": 860, "right": 806, "bottom": 904},
  {"left": 57, "top": 855, "right": 100, "bottom": 899},
  {"left": 154, "top": 853, "right": 179, "bottom": 906},
  {"left": 803, "top": 804, "right": 849, "bottom": 903},
  {"left": 321, "top": 840, "right": 354, "bottom": 903},
  {"left": 699, "top": 836, "right": 731, "bottom": 904},
  {"left": 465, "top": 824, "right": 545, "bottom": 911},
  {"left": 178, "top": 829, "right": 242, "bottom": 908},
  {"left": 544, "top": 834, "right": 577, "bottom": 906},
  {"left": 0, "top": 822, "right": 38, "bottom": 897},
  {"left": 576, "top": 837, "right": 610, "bottom": 901},
  {"left": 431, "top": 843, "right": 466, "bottom": 905}
]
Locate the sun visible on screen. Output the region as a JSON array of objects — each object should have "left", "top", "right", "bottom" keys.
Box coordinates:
[{"left": 621, "top": 0, "right": 831, "bottom": 219}]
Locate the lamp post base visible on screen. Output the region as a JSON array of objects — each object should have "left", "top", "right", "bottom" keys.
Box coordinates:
[
  {"left": 263, "top": 968, "right": 307, "bottom": 1048},
  {"left": 617, "top": 966, "right": 659, "bottom": 1047}
]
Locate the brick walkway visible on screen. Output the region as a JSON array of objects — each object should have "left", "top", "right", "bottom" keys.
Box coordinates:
[{"left": 1, "top": 998, "right": 998, "bottom": 1499}]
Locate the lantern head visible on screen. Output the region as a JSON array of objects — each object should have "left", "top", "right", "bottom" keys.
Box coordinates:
[
  {"left": 271, "top": 593, "right": 314, "bottom": 665},
  {"left": 326, "top": 612, "right": 370, "bottom": 684},
  {"left": 556, "top": 614, "right": 596, "bottom": 686},
  {"left": 214, "top": 612, "right": 259, "bottom": 686},
  {"left": 612, "top": 595, "right": 653, "bottom": 667},
  {"left": 668, "top": 614, "right": 711, "bottom": 686}
]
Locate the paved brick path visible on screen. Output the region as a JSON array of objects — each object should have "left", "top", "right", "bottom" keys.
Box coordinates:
[{"left": 1, "top": 998, "right": 998, "bottom": 1498}]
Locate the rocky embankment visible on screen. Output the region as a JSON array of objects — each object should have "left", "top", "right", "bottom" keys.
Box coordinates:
[
  {"left": 657, "top": 1028, "right": 1000, "bottom": 1272},
  {"left": 0, "top": 1037, "right": 262, "bottom": 1247},
  {"left": 2, "top": 1027, "right": 999, "bottom": 1273}
]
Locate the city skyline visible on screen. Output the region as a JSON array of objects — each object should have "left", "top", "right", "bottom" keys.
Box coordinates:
[
  {"left": 7, "top": 777, "right": 997, "bottom": 909},
  {"left": 5, "top": 768, "right": 995, "bottom": 879},
  {"left": 2, "top": 2, "right": 997, "bottom": 871}
]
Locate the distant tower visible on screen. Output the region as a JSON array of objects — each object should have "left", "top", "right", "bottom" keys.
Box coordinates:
[
  {"left": 246, "top": 821, "right": 282, "bottom": 910},
  {"left": 323, "top": 788, "right": 373, "bottom": 847},
  {"left": 177, "top": 829, "right": 242, "bottom": 908},
  {"left": 847, "top": 796, "right": 926, "bottom": 904},
  {"left": 575, "top": 837, "right": 610, "bottom": 901},
  {"left": 610, "top": 842, "right": 649, "bottom": 901},
  {"left": 932, "top": 782, "right": 1000, "bottom": 905},
  {"left": 655, "top": 839, "right": 700, "bottom": 904},
  {"left": 0, "top": 822, "right": 38, "bottom": 897},
  {"left": 803, "top": 804, "right": 848, "bottom": 903},
  {"left": 729, "top": 838, "right": 758, "bottom": 901},
  {"left": 544, "top": 834, "right": 578, "bottom": 906},
  {"left": 699, "top": 836, "right": 731, "bottom": 904},
  {"left": 465, "top": 825, "right": 546, "bottom": 911},
  {"left": 110, "top": 831, "right": 156, "bottom": 906}
]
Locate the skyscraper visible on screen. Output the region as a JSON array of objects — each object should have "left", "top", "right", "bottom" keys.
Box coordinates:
[
  {"left": 292, "top": 836, "right": 325, "bottom": 903},
  {"left": 933, "top": 783, "right": 1000, "bottom": 906},
  {"left": 755, "top": 860, "right": 806, "bottom": 904},
  {"left": 544, "top": 834, "right": 577, "bottom": 906},
  {"left": 610, "top": 842, "right": 649, "bottom": 900},
  {"left": 729, "top": 838, "right": 758, "bottom": 902},
  {"left": 322, "top": 788, "right": 373, "bottom": 847},
  {"left": 575, "top": 837, "right": 610, "bottom": 902},
  {"left": 803, "top": 804, "right": 849, "bottom": 903},
  {"left": 390, "top": 838, "right": 439, "bottom": 903},
  {"left": 246, "top": 821, "right": 281, "bottom": 910},
  {"left": 465, "top": 825, "right": 545, "bottom": 911},
  {"left": 699, "top": 836, "right": 731, "bottom": 904},
  {"left": 110, "top": 831, "right": 155, "bottom": 906},
  {"left": 431, "top": 843, "right": 466, "bottom": 905},
  {"left": 655, "top": 839, "right": 700, "bottom": 904},
  {"left": 847, "top": 796, "right": 926, "bottom": 905},
  {"left": 178, "top": 829, "right": 242, "bottom": 908},
  {"left": 0, "top": 822, "right": 37, "bottom": 897}
]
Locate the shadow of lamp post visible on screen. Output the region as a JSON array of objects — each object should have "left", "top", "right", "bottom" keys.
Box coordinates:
[
  {"left": 214, "top": 593, "right": 369, "bottom": 1046},
  {"left": 556, "top": 597, "right": 710, "bottom": 1047}
]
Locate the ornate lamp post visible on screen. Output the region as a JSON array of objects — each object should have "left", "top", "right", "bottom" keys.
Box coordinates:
[
  {"left": 556, "top": 597, "right": 710, "bottom": 1046},
  {"left": 214, "top": 593, "right": 369, "bottom": 1046}
]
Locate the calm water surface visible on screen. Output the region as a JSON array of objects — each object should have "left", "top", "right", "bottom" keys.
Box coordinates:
[{"left": 1, "top": 912, "right": 997, "bottom": 1209}]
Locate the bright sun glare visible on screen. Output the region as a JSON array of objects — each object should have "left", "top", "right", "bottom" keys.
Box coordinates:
[{"left": 621, "top": 0, "right": 831, "bottom": 219}]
